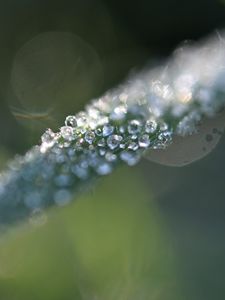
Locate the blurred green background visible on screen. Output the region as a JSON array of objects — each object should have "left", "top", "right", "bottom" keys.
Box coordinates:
[{"left": 0, "top": 0, "right": 225, "bottom": 299}]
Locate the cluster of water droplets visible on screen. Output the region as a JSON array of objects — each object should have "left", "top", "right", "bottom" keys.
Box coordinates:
[{"left": 0, "top": 32, "right": 225, "bottom": 226}]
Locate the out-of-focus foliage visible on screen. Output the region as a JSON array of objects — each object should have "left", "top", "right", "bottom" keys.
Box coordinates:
[{"left": 0, "top": 167, "right": 181, "bottom": 300}]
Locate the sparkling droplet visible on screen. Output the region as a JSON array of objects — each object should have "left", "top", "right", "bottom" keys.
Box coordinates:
[
  {"left": 105, "top": 152, "right": 117, "bottom": 162},
  {"left": 107, "top": 135, "right": 123, "bottom": 150},
  {"left": 41, "top": 128, "right": 55, "bottom": 144},
  {"left": 75, "top": 138, "right": 84, "bottom": 151},
  {"left": 145, "top": 119, "right": 157, "bottom": 133},
  {"left": 60, "top": 126, "right": 74, "bottom": 141},
  {"left": 128, "top": 142, "right": 139, "bottom": 151},
  {"left": 119, "top": 125, "right": 126, "bottom": 134},
  {"left": 119, "top": 143, "right": 126, "bottom": 149},
  {"left": 71, "top": 165, "right": 89, "bottom": 179},
  {"left": 95, "top": 128, "right": 103, "bottom": 136},
  {"left": 96, "top": 163, "right": 112, "bottom": 175},
  {"left": 131, "top": 135, "right": 138, "bottom": 140},
  {"left": 155, "top": 131, "right": 173, "bottom": 149},
  {"left": 110, "top": 105, "right": 127, "bottom": 121},
  {"left": 97, "top": 138, "right": 105, "bottom": 147},
  {"left": 159, "top": 122, "right": 168, "bottom": 131},
  {"left": 65, "top": 115, "right": 77, "bottom": 127},
  {"left": 120, "top": 151, "right": 141, "bottom": 166},
  {"left": 128, "top": 120, "right": 142, "bottom": 134},
  {"left": 85, "top": 131, "right": 95, "bottom": 144},
  {"left": 138, "top": 134, "right": 151, "bottom": 148},
  {"left": 76, "top": 112, "right": 87, "bottom": 127},
  {"left": 40, "top": 129, "right": 55, "bottom": 152},
  {"left": 99, "top": 148, "right": 106, "bottom": 156},
  {"left": 103, "top": 124, "right": 114, "bottom": 137}
]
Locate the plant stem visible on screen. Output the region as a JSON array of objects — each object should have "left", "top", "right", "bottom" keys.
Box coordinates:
[{"left": 0, "top": 32, "right": 225, "bottom": 226}]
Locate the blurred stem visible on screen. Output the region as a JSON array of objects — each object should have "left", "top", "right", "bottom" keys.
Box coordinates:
[{"left": 0, "top": 31, "right": 225, "bottom": 227}]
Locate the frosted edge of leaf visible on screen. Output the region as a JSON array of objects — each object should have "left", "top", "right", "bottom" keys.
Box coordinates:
[{"left": 144, "top": 110, "right": 225, "bottom": 167}]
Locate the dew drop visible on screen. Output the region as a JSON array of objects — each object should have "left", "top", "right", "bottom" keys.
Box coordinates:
[
  {"left": 71, "top": 164, "right": 89, "bottom": 179},
  {"left": 60, "top": 126, "right": 75, "bottom": 141},
  {"left": 76, "top": 112, "right": 88, "bottom": 127},
  {"left": 128, "top": 142, "right": 139, "bottom": 151},
  {"left": 99, "top": 148, "right": 106, "bottom": 156},
  {"left": 138, "top": 134, "right": 151, "bottom": 148},
  {"left": 128, "top": 120, "right": 142, "bottom": 134},
  {"left": 103, "top": 124, "right": 114, "bottom": 137},
  {"left": 110, "top": 105, "right": 127, "bottom": 121},
  {"left": 96, "top": 162, "right": 112, "bottom": 175},
  {"left": 95, "top": 127, "right": 103, "bottom": 136},
  {"left": 120, "top": 151, "right": 141, "bottom": 166},
  {"left": 85, "top": 131, "right": 95, "bottom": 144},
  {"left": 97, "top": 138, "right": 105, "bottom": 147},
  {"left": 40, "top": 129, "right": 55, "bottom": 152},
  {"left": 105, "top": 152, "right": 117, "bottom": 162},
  {"left": 65, "top": 115, "right": 77, "bottom": 127},
  {"left": 145, "top": 119, "right": 157, "bottom": 133},
  {"left": 107, "top": 134, "right": 123, "bottom": 150}
]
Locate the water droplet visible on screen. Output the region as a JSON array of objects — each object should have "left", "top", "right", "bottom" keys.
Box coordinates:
[
  {"left": 97, "top": 138, "right": 106, "bottom": 147},
  {"left": 119, "top": 143, "right": 126, "bottom": 149},
  {"left": 99, "top": 148, "right": 106, "bottom": 156},
  {"left": 60, "top": 126, "right": 75, "bottom": 141},
  {"left": 41, "top": 128, "right": 55, "bottom": 144},
  {"left": 159, "top": 122, "right": 168, "bottom": 131},
  {"left": 120, "top": 151, "right": 141, "bottom": 166},
  {"left": 110, "top": 105, "right": 127, "bottom": 121},
  {"left": 119, "top": 125, "right": 126, "bottom": 134},
  {"left": 71, "top": 164, "right": 89, "bottom": 180},
  {"left": 107, "top": 135, "right": 123, "bottom": 150},
  {"left": 85, "top": 131, "right": 95, "bottom": 144},
  {"left": 65, "top": 115, "right": 77, "bottom": 127},
  {"left": 103, "top": 124, "right": 114, "bottom": 137},
  {"left": 138, "top": 134, "right": 151, "bottom": 148},
  {"left": 145, "top": 119, "right": 157, "bottom": 133},
  {"left": 131, "top": 135, "right": 138, "bottom": 140},
  {"left": 156, "top": 131, "right": 173, "bottom": 149},
  {"left": 76, "top": 112, "right": 88, "bottom": 127},
  {"left": 96, "top": 162, "right": 112, "bottom": 175},
  {"left": 75, "top": 139, "right": 84, "bottom": 151},
  {"left": 128, "top": 142, "right": 139, "bottom": 151},
  {"left": 40, "top": 129, "right": 55, "bottom": 152},
  {"left": 105, "top": 152, "right": 117, "bottom": 162},
  {"left": 95, "top": 128, "right": 103, "bottom": 136},
  {"left": 128, "top": 120, "right": 142, "bottom": 134}
]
